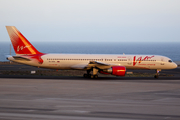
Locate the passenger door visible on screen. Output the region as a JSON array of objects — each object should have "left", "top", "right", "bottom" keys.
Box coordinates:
[
  {"left": 161, "top": 58, "right": 165, "bottom": 65},
  {"left": 127, "top": 57, "right": 132, "bottom": 65}
]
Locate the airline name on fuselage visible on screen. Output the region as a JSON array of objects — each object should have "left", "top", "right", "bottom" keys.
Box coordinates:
[{"left": 133, "top": 55, "right": 154, "bottom": 66}]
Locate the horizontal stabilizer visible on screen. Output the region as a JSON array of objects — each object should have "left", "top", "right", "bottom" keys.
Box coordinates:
[{"left": 12, "top": 56, "right": 31, "bottom": 61}]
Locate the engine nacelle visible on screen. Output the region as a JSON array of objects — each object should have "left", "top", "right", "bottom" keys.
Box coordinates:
[{"left": 101, "top": 66, "right": 126, "bottom": 76}]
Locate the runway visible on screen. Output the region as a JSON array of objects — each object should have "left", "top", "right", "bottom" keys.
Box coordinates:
[{"left": 0, "top": 78, "right": 180, "bottom": 120}]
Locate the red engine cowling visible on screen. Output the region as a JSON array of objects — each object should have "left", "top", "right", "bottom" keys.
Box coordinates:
[
  {"left": 111, "top": 66, "right": 126, "bottom": 76},
  {"left": 101, "top": 66, "right": 126, "bottom": 76}
]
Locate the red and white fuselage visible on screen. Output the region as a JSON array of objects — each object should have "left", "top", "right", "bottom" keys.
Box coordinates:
[
  {"left": 8, "top": 54, "right": 177, "bottom": 70},
  {"left": 6, "top": 26, "right": 177, "bottom": 78}
]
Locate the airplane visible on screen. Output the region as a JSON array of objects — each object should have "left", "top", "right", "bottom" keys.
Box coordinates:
[{"left": 6, "top": 26, "right": 177, "bottom": 78}]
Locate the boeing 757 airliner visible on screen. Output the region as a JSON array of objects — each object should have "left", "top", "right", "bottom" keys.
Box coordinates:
[{"left": 6, "top": 26, "right": 177, "bottom": 78}]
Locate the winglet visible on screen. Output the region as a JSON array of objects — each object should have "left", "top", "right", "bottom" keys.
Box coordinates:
[{"left": 6, "top": 26, "right": 42, "bottom": 55}]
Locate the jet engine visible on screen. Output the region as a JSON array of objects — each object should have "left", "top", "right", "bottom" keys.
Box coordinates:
[{"left": 100, "top": 66, "right": 126, "bottom": 76}]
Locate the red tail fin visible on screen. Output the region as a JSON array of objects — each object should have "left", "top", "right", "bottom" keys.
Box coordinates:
[{"left": 6, "top": 26, "right": 42, "bottom": 55}]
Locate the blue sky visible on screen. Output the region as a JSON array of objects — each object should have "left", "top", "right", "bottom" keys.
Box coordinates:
[{"left": 0, "top": 0, "right": 180, "bottom": 42}]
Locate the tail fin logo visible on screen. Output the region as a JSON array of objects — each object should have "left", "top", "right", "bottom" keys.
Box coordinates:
[
  {"left": 6, "top": 26, "right": 42, "bottom": 55},
  {"left": 17, "top": 45, "right": 32, "bottom": 52}
]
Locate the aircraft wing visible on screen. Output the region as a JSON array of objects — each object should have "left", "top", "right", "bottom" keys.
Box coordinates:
[
  {"left": 71, "top": 61, "right": 113, "bottom": 70},
  {"left": 88, "top": 61, "right": 118, "bottom": 69},
  {"left": 89, "top": 61, "right": 110, "bottom": 66}
]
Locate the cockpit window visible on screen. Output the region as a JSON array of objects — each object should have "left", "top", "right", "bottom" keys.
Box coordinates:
[{"left": 168, "top": 60, "right": 172, "bottom": 63}]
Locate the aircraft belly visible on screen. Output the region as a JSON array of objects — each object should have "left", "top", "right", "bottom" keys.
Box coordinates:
[{"left": 42, "top": 61, "right": 88, "bottom": 70}]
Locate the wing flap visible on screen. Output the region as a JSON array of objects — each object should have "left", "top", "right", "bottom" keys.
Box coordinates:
[{"left": 87, "top": 61, "right": 112, "bottom": 69}]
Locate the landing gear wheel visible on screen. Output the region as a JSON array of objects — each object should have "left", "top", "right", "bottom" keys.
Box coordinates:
[
  {"left": 94, "top": 75, "right": 98, "bottom": 79},
  {"left": 83, "top": 74, "right": 91, "bottom": 78},
  {"left": 154, "top": 75, "right": 159, "bottom": 79},
  {"left": 88, "top": 74, "right": 91, "bottom": 78},
  {"left": 83, "top": 74, "right": 88, "bottom": 78},
  {"left": 90, "top": 75, "right": 98, "bottom": 79},
  {"left": 84, "top": 68, "right": 99, "bottom": 79}
]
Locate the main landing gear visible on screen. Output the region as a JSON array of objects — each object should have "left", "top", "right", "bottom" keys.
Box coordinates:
[
  {"left": 83, "top": 74, "right": 98, "bottom": 78},
  {"left": 154, "top": 69, "right": 161, "bottom": 79},
  {"left": 83, "top": 68, "right": 99, "bottom": 79}
]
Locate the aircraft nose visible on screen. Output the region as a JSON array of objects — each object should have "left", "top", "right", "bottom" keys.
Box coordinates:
[{"left": 172, "top": 62, "right": 178, "bottom": 69}]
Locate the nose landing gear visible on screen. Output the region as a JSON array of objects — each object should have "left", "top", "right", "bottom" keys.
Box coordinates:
[{"left": 154, "top": 69, "right": 161, "bottom": 79}]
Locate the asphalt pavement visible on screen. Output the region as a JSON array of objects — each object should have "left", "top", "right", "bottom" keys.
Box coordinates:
[{"left": 0, "top": 78, "right": 180, "bottom": 120}]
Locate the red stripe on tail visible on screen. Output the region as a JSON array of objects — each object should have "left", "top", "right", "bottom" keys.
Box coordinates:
[{"left": 6, "top": 26, "right": 42, "bottom": 55}]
